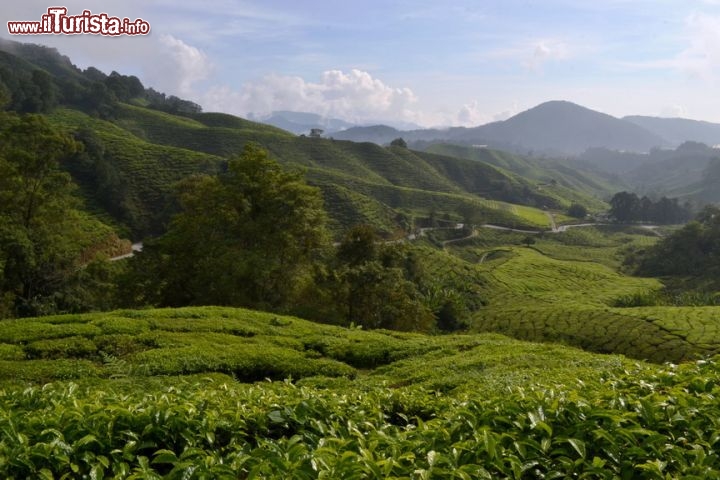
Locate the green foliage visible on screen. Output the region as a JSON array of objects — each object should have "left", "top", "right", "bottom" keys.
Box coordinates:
[
  {"left": 3, "top": 321, "right": 720, "bottom": 478},
  {"left": 336, "top": 224, "right": 378, "bottom": 266},
  {"left": 330, "top": 227, "right": 470, "bottom": 332},
  {"left": 26, "top": 336, "right": 97, "bottom": 359},
  {"left": 49, "top": 108, "right": 223, "bottom": 237},
  {"left": 390, "top": 137, "right": 408, "bottom": 148},
  {"left": 614, "top": 289, "right": 720, "bottom": 307},
  {"left": 0, "top": 343, "right": 23, "bottom": 360},
  {"left": 0, "top": 60, "right": 58, "bottom": 113},
  {"left": 0, "top": 112, "right": 120, "bottom": 317},
  {"left": 609, "top": 191, "right": 691, "bottom": 224},
  {"left": 127, "top": 144, "right": 330, "bottom": 311},
  {"left": 435, "top": 240, "right": 720, "bottom": 362},
  {"left": 635, "top": 206, "right": 720, "bottom": 282},
  {"left": 567, "top": 202, "right": 587, "bottom": 218},
  {"left": 0, "top": 359, "right": 100, "bottom": 382},
  {"left": 531, "top": 225, "right": 659, "bottom": 270},
  {"left": 425, "top": 143, "right": 614, "bottom": 209}
]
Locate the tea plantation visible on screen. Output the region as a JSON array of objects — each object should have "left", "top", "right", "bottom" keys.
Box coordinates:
[{"left": 3, "top": 307, "right": 720, "bottom": 477}]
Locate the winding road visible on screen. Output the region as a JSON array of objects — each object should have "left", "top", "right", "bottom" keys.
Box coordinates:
[{"left": 110, "top": 220, "right": 662, "bottom": 261}]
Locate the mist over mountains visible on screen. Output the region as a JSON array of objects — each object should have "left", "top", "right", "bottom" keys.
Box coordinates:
[{"left": 276, "top": 100, "right": 720, "bottom": 158}]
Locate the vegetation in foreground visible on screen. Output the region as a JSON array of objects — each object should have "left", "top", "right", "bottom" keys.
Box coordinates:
[{"left": 2, "top": 306, "right": 720, "bottom": 478}]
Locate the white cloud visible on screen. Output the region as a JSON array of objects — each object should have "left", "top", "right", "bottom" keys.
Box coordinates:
[
  {"left": 201, "top": 69, "right": 418, "bottom": 124},
  {"left": 660, "top": 104, "right": 687, "bottom": 118},
  {"left": 679, "top": 13, "right": 720, "bottom": 78},
  {"left": 451, "top": 100, "right": 522, "bottom": 127},
  {"left": 145, "top": 34, "right": 212, "bottom": 95},
  {"left": 486, "top": 38, "right": 574, "bottom": 72},
  {"left": 456, "top": 101, "right": 485, "bottom": 125}
]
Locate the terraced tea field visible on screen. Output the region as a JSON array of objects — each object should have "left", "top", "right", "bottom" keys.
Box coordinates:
[
  {"left": 459, "top": 240, "right": 720, "bottom": 363},
  {"left": 479, "top": 248, "right": 658, "bottom": 306},
  {"left": 4, "top": 306, "right": 720, "bottom": 478}
]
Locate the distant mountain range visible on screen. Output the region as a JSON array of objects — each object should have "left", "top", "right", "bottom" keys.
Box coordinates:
[
  {"left": 0, "top": 39, "right": 613, "bottom": 240},
  {"left": 284, "top": 100, "right": 720, "bottom": 204},
  {"left": 623, "top": 116, "right": 720, "bottom": 148},
  {"left": 328, "top": 101, "right": 671, "bottom": 155},
  {"left": 248, "top": 111, "right": 356, "bottom": 135},
  {"left": 280, "top": 101, "right": 720, "bottom": 159}
]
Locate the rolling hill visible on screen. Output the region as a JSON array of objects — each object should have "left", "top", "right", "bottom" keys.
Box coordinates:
[
  {"left": 424, "top": 143, "right": 619, "bottom": 208},
  {"left": 0, "top": 40, "right": 609, "bottom": 239},
  {"left": 6, "top": 38, "right": 720, "bottom": 480}
]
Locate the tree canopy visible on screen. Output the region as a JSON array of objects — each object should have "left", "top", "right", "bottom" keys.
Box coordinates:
[
  {"left": 636, "top": 205, "right": 720, "bottom": 279},
  {"left": 609, "top": 191, "right": 691, "bottom": 224},
  {"left": 0, "top": 113, "right": 118, "bottom": 317},
  {"left": 131, "top": 144, "right": 330, "bottom": 310}
]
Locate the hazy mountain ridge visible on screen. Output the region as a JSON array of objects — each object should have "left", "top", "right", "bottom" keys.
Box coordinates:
[
  {"left": 624, "top": 115, "right": 720, "bottom": 147},
  {"left": 333, "top": 101, "right": 669, "bottom": 155}
]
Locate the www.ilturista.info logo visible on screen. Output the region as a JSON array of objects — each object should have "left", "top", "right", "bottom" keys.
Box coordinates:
[{"left": 7, "top": 7, "right": 150, "bottom": 36}]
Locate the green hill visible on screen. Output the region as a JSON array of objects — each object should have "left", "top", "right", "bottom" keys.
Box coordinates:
[
  {"left": 0, "top": 40, "right": 608, "bottom": 238},
  {"left": 425, "top": 143, "right": 618, "bottom": 207},
  {"left": 46, "top": 108, "right": 224, "bottom": 236},
  {"left": 6, "top": 39, "right": 720, "bottom": 479}
]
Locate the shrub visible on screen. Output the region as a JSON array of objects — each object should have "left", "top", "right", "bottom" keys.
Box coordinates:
[{"left": 25, "top": 336, "right": 97, "bottom": 359}]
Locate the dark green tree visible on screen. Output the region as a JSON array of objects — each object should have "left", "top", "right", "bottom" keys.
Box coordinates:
[
  {"left": 609, "top": 191, "right": 640, "bottom": 222},
  {"left": 132, "top": 144, "right": 330, "bottom": 310},
  {"left": 0, "top": 113, "right": 114, "bottom": 317},
  {"left": 390, "top": 137, "right": 408, "bottom": 148},
  {"left": 335, "top": 237, "right": 434, "bottom": 331},
  {"left": 337, "top": 224, "right": 378, "bottom": 266},
  {"left": 567, "top": 203, "right": 587, "bottom": 219},
  {"left": 522, "top": 235, "right": 536, "bottom": 247}
]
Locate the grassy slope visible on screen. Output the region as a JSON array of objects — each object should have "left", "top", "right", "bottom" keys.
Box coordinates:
[
  {"left": 47, "top": 108, "right": 224, "bottom": 236},
  {"left": 37, "top": 103, "right": 564, "bottom": 236},
  {"left": 425, "top": 143, "right": 615, "bottom": 210},
  {"left": 82, "top": 104, "right": 586, "bottom": 233}
]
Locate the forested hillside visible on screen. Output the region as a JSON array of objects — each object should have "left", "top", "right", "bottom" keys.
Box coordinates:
[{"left": 0, "top": 40, "right": 607, "bottom": 240}]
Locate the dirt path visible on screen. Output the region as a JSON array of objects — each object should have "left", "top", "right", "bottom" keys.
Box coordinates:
[{"left": 442, "top": 229, "right": 478, "bottom": 246}]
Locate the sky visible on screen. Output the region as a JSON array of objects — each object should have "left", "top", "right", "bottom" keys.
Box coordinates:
[{"left": 4, "top": 0, "right": 720, "bottom": 127}]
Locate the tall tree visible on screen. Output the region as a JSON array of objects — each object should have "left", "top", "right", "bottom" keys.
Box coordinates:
[
  {"left": 609, "top": 191, "right": 640, "bottom": 222},
  {"left": 133, "top": 144, "right": 330, "bottom": 310},
  {"left": 0, "top": 113, "right": 109, "bottom": 316},
  {"left": 332, "top": 226, "right": 434, "bottom": 331}
]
